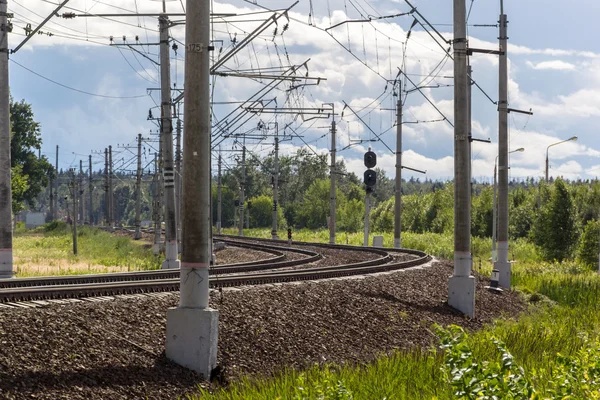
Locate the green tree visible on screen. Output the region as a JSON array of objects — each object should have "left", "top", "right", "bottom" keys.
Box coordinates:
[
  {"left": 339, "top": 197, "right": 364, "bottom": 232},
  {"left": 297, "top": 179, "right": 345, "bottom": 229},
  {"left": 577, "top": 219, "right": 599, "bottom": 267},
  {"left": 247, "top": 194, "right": 285, "bottom": 228},
  {"left": 532, "top": 178, "right": 578, "bottom": 261},
  {"left": 10, "top": 98, "right": 53, "bottom": 213}
]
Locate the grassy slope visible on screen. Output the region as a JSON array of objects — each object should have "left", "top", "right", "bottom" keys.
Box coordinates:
[{"left": 197, "top": 229, "right": 600, "bottom": 399}]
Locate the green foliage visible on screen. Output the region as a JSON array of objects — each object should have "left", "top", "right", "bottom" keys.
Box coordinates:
[
  {"left": 471, "top": 186, "right": 493, "bottom": 238},
  {"left": 11, "top": 165, "right": 29, "bottom": 214},
  {"left": 247, "top": 195, "right": 285, "bottom": 228},
  {"left": 370, "top": 197, "right": 393, "bottom": 232},
  {"left": 10, "top": 98, "right": 53, "bottom": 213},
  {"left": 437, "top": 325, "right": 536, "bottom": 399},
  {"left": 577, "top": 219, "right": 600, "bottom": 267},
  {"left": 297, "top": 179, "right": 346, "bottom": 229},
  {"left": 532, "top": 178, "right": 578, "bottom": 261},
  {"left": 338, "top": 198, "right": 364, "bottom": 232}
]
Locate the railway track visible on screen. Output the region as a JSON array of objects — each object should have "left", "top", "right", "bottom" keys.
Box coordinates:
[{"left": 0, "top": 236, "right": 432, "bottom": 303}]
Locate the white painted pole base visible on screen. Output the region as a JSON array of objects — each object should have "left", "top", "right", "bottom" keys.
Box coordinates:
[
  {"left": 166, "top": 307, "right": 219, "bottom": 379},
  {"left": 494, "top": 241, "right": 511, "bottom": 289},
  {"left": 448, "top": 276, "right": 476, "bottom": 318},
  {"left": 152, "top": 243, "right": 161, "bottom": 256},
  {"left": 161, "top": 240, "right": 181, "bottom": 269},
  {"left": 394, "top": 238, "right": 401, "bottom": 249},
  {"left": 271, "top": 235, "right": 279, "bottom": 240},
  {"left": 448, "top": 251, "right": 475, "bottom": 318},
  {"left": 0, "top": 249, "right": 14, "bottom": 279}
]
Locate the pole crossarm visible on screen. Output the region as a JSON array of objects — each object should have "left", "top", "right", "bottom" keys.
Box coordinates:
[
  {"left": 12, "top": 0, "right": 70, "bottom": 54},
  {"left": 507, "top": 108, "right": 533, "bottom": 115},
  {"left": 402, "top": 165, "right": 426, "bottom": 174},
  {"left": 467, "top": 48, "right": 504, "bottom": 56},
  {"left": 342, "top": 101, "right": 395, "bottom": 154}
]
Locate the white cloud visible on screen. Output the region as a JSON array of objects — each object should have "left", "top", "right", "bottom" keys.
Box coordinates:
[{"left": 525, "top": 60, "right": 576, "bottom": 71}]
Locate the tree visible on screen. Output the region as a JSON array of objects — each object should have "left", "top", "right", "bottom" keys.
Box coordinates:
[
  {"left": 531, "top": 178, "right": 578, "bottom": 261},
  {"left": 577, "top": 219, "right": 599, "bottom": 267},
  {"left": 10, "top": 98, "right": 53, "bottom": 213},
  {"left": 297, "top": 179, "right": 345, "bottom": 229}
]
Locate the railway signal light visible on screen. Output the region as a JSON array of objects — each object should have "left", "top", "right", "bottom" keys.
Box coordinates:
[
  {"left": 364, "top": 169, "right": 377, "bottom": 188},
  {"left": 234, "top": 200, "right": 239, "bottom": 207},
  {"left": 364, "top": 151, "right": 377, "bottom": 169},
  {"left": 287, "top": 228, "right": 292, "bottom": 240}
]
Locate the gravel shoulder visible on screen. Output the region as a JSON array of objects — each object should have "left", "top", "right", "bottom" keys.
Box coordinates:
[{"left": 0, "top": 260, "right": 526, "bottom": 399}]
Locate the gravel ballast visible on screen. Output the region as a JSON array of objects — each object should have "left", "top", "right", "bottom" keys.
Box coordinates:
[{"left": 0, "top": 260, "right": 525, "bottom": 399}]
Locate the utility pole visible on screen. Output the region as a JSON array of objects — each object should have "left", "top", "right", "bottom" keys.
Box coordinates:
[
  {"left": 159, "top": 14, "right": 179, "bottom": 270},
  {"left": 217, "top": 147, "right": 222, "bottom": 234},
  {"left": 79, "top": 160, "right": 84, "bottom": 225},
  {"left": 448, "top": 0, "right": 475, "bottom": 318},
  {"left": 364, "top": 192, "right": 370, "bottom": 246},
  {"left": 394, "top": 94, "right": 402, "bottom": 249},
  {"left": 135, "top": 134, "right": 143, "bottom": 240},
  {"left": 88, "top": 155, "right": 93, "bottom": 225},
  {"left": 0, "top": 0, "right": 12, "bottom": 279},
  {"left": 329, "top": 118, "right": 336, "bottom": 244},
  {"left": 495, "top": 0, "right": 511, "bottom": 288},
  {"left": 104, "top": 148, "right": 109, "bottom": 226},
  {"left": 175, "top": 118, "right": 182, "bottom": 249},
  {"left": 70, "top": 169, "right": 78, "bottom": 255},
  {"left": 49, "top": 172, "right": 54, "bottom": 222},
  {"left": 238, "top": 144, "right": 246, "bottom": 236},
  {"left": 271, "top": 129, "right": 279, "bottom": 240},
  {"left": 166, "top": 0, "right": 218, "bottom": 378},
  {"left": 54, "top": 145, "right": 59, "bottom": 219},
  {"left": 153, "top": 153, "right": 161, "bottom": 254},
  {"left": 108, "top": 145, "right": 114, "bottom": 227},
  {"left": 492, "top": 161, "right": 497, "bottom": 261}
]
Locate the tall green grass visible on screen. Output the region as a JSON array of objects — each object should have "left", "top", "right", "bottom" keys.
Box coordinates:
[{"left": 14, "top": 222, "right": 160, "bottom": 276}]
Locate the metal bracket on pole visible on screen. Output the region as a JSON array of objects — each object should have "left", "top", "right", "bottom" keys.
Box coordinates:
[
  {"left": 507, "top": 108, "right": 533, "bottom": 115},
  {"left": 11, "top": 0, "right": 70, "bottom": 54}
]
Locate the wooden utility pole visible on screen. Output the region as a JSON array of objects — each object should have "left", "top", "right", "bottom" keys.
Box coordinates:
[{"left": 448, "top": 0, "right": 475, "bottom": 318}]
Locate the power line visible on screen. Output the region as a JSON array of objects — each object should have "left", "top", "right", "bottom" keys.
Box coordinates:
[{"left": 11, "top": 59, "right": 149, "bottom": 99}]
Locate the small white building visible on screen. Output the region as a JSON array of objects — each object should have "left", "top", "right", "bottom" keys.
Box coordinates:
[{"left": 25, "top": 212, "right": 45, "bottom": 229}]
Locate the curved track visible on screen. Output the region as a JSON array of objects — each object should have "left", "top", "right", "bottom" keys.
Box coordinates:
[{"left": 0, "top": 235, "right": 431, "bottom": 303}]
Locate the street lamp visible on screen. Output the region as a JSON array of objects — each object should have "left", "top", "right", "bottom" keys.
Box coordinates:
[
  {"left": 492, "top": 147, "right": 524, "bottom": 261},
  {"left": 545, "top": 136, "right": 577, "bottom": 182}
]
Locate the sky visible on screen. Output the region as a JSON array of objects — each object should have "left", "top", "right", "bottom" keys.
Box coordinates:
[{"left": 7, "top": 0, "right": 600, "bottom": 182}]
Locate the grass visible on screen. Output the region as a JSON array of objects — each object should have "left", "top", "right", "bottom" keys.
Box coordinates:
[
  {"left": 13, "top": 222, "right": 160, "bottom": 276},
  {"left": 201, "top": 228, "right": 600, "bottom": 399}
]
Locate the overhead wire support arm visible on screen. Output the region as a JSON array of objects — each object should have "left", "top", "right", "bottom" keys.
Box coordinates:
[
  {"left": 399, "top": 68, "right": 454, "bottom": 128},
  {"left": 211, "top": 2, "right": 298, "bottom": 72},
  {"left": 403, "top": 165, "right": 426, "bottom": 174},
  {"left": 325, "top": 10, "right": 414, "bottom": 31},
  {"left": 11, "top": 0, "right": 70, "bottom": 54},
  {"left": 61, "top": 12, "right": 236, "bottom": 18},
  {"left": 404, "top": 0, "right": 449, "bottom": 44},
  {"left": 342, "top": 101, "right": 394, "bottom": 154},
  {"left": 507, "top": 108, "right": 533, "bottom": 115}
]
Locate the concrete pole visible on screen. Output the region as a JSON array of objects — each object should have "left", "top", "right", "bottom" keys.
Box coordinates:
[
  {"left": 55, "top": 145, "right": 59, "bottom": 219},
  {"left": 108, "top": 145, "right": 114, "bottom": 227},
  {"left": 448, "top": 0, "right": 475, "bottom": 318},
  {"left": 175, "top": 118, "right": 182, "bottom": 249},
  {"left": 271, "top": 130, "right": 279, "bottom": 240},
  {"left": 217, "top": 147, "right": 222, "bottom": 234},
  {"left": 153, "top": 153, "right": 161, "bottom": 254},
  {"left": 495, "top": 3, "right": 511, "bottom": 288},
  {"left": 49, "top": 172, "right": 54, "bottom": 222},
  {"left": 329, "top": 120, "right": 336, "bottom": 244},
  {"left": 79, "top": 160, "right": 84, "bottom": 225},
  {"left": 394, "top": 96, "right": 402, "bottom": 249},
  {"left": 70, "top": 171, "right": 78, "bottom": 255},
  {"left": 364, "top": 192, "right": 370, "bottom": 246},
  {"left": 238, "top": 145, "right": 246, "bottom": 236},
  {"left": 492, "top": 160, "right": 497, "bottom": 261},
  {"left": 159, "top": 16, "right": 180, "bottom": 269},
  {"left": 545, "top": 151, "right": 549, "bottom": 183},
  {"left": 166, "top": 0, "right": 218, "bottom": 378},
  {"left": 88, "top": 155, "right": 93, "bottom": 225},
  {"left": 135, "top": 134, "right": 142, "bottom": 240},
  {"left": 0, "top": 0, "right": 13, "bottom": 279},
  {"left": 104, "top": 148, "right": 109, "bottom": 226}
]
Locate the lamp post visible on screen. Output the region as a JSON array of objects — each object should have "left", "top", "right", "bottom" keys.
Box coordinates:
[
  {"left": 545, "top": 136, "right": 577, "bottom": 182},
  {"left": 492, "top": 148, "right": 524, "bottom": 261}
]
